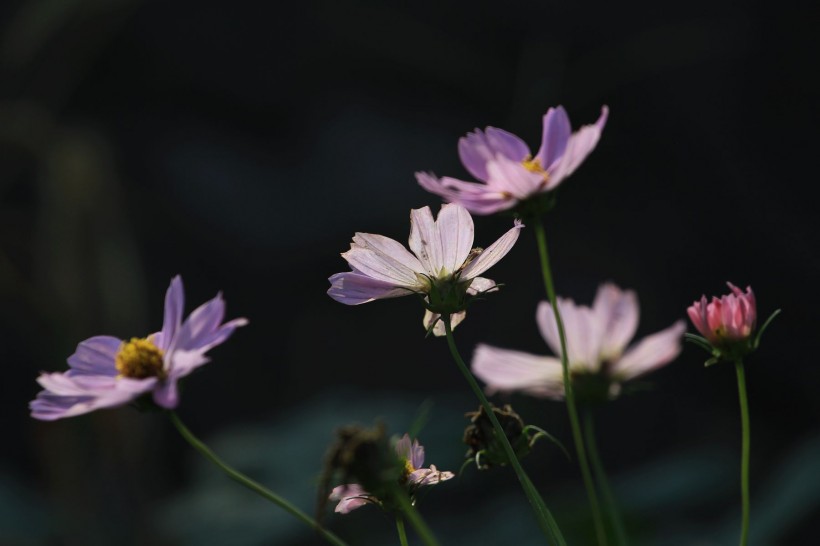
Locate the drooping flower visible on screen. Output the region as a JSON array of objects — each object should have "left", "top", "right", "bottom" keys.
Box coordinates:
[
  {"left": 329, "top": 433, "right": 454, "bottom": 514},
  {"left": 328, "top": 203, "right": 523, "bottom": 335},
  {"left": 463, "top": 403, "right": 558, "bottom": 470},
  {"left": 30, "top": 276, "right": 248, "bottom": 420},
  {"left": 686, "top": 282, "right": 778, "bottom": 365},
  {"left": 472, "top": 283, "right": 685, "bottom": 403},
  {"left": 417, "top": 105, "right": 608, "bottom": 215}
]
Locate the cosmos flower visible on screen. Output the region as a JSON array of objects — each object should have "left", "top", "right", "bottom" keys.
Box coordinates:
[
  {"left": 416, "top": 105, "right": 608, "bottom": 215},
  {"left": 688, "top": 282, "right": 756, "bottom": 347},
  {"left": 329, "top": 434, "right": 454, "bottom": 514},
  {"left": 328, "top": 203, "right": 523, "bottom": 335},
  {"left": 30, "top": 276, "right": 247, "bottom": 420},
  {"left": 472, "top": 283, "right": 685, "bottom": 403}
]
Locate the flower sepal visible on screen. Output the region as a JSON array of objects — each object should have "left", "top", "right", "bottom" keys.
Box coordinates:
[
  {"left": 512, "top": 191, "right": 558, "bottom": 221},
  {"left": 422, "top": 276, "right": 473, "bottom": 316}
]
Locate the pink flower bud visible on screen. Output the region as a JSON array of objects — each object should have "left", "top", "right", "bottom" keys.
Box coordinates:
[{"left": 687, "top": 282, "right": 756, "bottom": 347}]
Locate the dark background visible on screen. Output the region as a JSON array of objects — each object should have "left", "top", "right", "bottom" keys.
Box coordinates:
[{"left": 1, "top": 0, "right": 817, "bottom": 544}]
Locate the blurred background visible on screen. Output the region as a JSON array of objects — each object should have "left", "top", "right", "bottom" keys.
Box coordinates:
[{"left": 1, "top": 0, "right": 817, "bottom": 544}]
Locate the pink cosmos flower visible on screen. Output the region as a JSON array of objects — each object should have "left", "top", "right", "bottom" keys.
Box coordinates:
[
  {"left": 328, "top": 203, "right": 523, "bottom": 335},
  {"left": 329, "top": 434, "right": 454, "bottom": 514},
  {"left": 687, "top": 282, "right": 756, "bottom": 347},
  {"left": 472, "top": 283, "right": 685, "bottom": 401},
  {"left": 30, "top": 276, "right": 248, "bottom": 420},
  {"left": 416, "top": 106, "right": 608, "bottom": 215}
]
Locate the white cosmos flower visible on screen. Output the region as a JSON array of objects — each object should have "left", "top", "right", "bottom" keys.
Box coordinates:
[{"left": 328, "top": 204, "right": 523, "bottom": 335}]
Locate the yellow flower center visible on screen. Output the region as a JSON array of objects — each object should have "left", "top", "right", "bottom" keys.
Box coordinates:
[
  {"left": 521, "top": 156, "right": 550, "bottom": 186},
  {"left": 115, "top": 337, "right": 166, "bottom": 379}
]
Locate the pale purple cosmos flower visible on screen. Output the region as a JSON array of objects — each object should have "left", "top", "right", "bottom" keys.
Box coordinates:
[
  {"left": 328, "top": 203, "right": 523, "bottom": 335},
  {"left": 30, "top": 276, "right": 248, "bottom": 420},
  {"left": 472, "top": 283, "right": 685, "bottom": 402},
  {"left": 330, "top": 434, "right": 454, "bottom": 514},
  {"left": 688, "top": 282, "right": 756, "bottom": 347},
  {"left": 417, "top": 105, "right": 609, "bottom": 215}
]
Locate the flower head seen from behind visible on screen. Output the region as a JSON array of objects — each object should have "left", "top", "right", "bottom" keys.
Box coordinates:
[
  {"left": 472, "top": 283, "right": 685, "bottom": 404},
  {"left": 30, "top": 276, "right": 248, "bottom": 420},
  {"left": 687, "top": 282, "right": 778, "bottom": 365},
  {"left": 328, "top": 203, "right": 523, "bottom": 335},
  {"left": 329, "top": 433, "right": 454, "bottom": 514},
  {"left": 417, "top": 105, "right": 608, "bottom": 215}
]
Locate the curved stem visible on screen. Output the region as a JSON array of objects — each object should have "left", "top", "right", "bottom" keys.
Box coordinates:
[
  {"left": 391, "top": 486, "right": 440, "bottom": 546},
  {"left": 533, "top": 216, "right": 608, "bottom": 546},
  {"left": 168, "top": 411, "right": 349, "bottom": 546},
  {"left": 396, "top": 515, "right": 410, "bottom": 546},
  {"left": 584, "top": 411, "right": 628, "bottom": 546},
  {"left": 443, "top": 316, "right": 566, "bottom": 545},
  {"left": 735, "top": 360, "right": 750, "bottom": 546}
]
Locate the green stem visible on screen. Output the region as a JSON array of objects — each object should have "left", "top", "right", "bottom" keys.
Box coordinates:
[
  {"left": 735, "top": 360, "right": 750, "bottom": 546},
  {"left": 392, "top": 485, "right": 440, "bottom": 546},
  {"left": 533, "top": 216, "right": 608, "bottom": 546},
  {"left": 396, "top": 515, "right": 410, "bottom": 546},
  {"left": 583, "top": 411, "right": 628, "bottom": 546},
  {"left": 443, "top": 316, "right": 566, "bottom": 546},
  {"left": 168, "top": 411, "right": 348, "bottom": 546}
]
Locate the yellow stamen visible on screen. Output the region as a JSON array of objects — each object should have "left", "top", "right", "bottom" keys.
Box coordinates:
[
  {"left": 403, "top": 458, "right": 416, "bottom": 478},
  {"left": 115, "top": 337, "right": 166, "bottom": 379},
  {"left": 521, "top": 156, "right": 550, "bottom": 185}
]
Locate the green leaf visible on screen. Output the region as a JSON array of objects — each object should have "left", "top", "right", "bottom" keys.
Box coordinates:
[{"left": 754, "top": 308, "right": 782, "bottom": 349}]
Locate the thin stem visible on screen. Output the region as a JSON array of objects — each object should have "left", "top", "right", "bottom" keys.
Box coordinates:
[
  {"left": 391, "top": 485, "right": 440, "bottom": 546},
  {"left": 584, "top": 411, "right": 628, "bottom": 546},
  {"left": 735, "top": 360, "right": 750, "bottom": 546},
  {"left": 533, "top": 216, "right": 608, "bottom": 546},
  {"left": 443, "top": 316, "right": 566, "bottom": 546},
  {"left": 168, "top": 411, "right": 348, "bottom": 546},
  {"left": 396, "top": 515, "right": 410, "bottom": 546}
]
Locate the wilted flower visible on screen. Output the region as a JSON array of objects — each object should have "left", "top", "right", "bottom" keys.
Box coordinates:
[
  {"left": 329, "top": 433, "right": 454, "bottom": 514},
  {"left": 328, "top": 203, "right": 522, "bottom": 335},
  {"left": 687, "top": 282, "right": 778, "bottom": 365},
  {"left": 30, "top": 276, "right": 248, "bottom": 420},
  {"left": 472, "top": 283, "right": 685, "bottom": 404},
  {"left": 463, "top": 404, "right": 557, "bottom": 469},
  {"left": 417, "top": 106, "right": 608, "bottom": 215}
]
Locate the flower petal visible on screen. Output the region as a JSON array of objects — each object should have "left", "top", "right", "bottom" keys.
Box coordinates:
[
  {"left": 458, "top": 129, "right": 496, "bottom": 181},
  {"left": 436, "top": 204, "right": 474, "bottom": 276},
  {"left": 328, "top": 272, "right": 413, "bottom": 305},
  {"left": 66, "top": 336, "right": 121, "bottom": 377},
  {"left": 460, "top": 219, "right": 523, "bottom": 280},
  {"left": 547, "top": 105, "right": 608, "bottom": 189},
  {"left": 613, "top": 320, "right": 685, "bottom": 380},
  {"left": 536, "top": 299, "right": 602, "bottom": 370},
  {"left": 593, "top": 283, "right": 639, "bottom": 359},
  {"left": 415, "top": 172, "right": 516, "bottom": 215},
  {"left": 408, "top": 465, "right": 455, "bottom": 487},
  {"left": 344, "top": 233, "right": 424, "bottom": 286},
  {"left": 409, "top": 206, "right": 445, "bottom": 276},
  {"left": 467, "top": 277, "right": 498, "bottom": 295},
  {"left": 30, "top": 374, "right": 156, "bottom": 421},
  {"left": 153, "top": 378, "right": 180, "bottom": 408},
  {"left": 329, "top": 484, "right": 372, "bottom": 514},
  {"left": 484, "top": 156, "right": 545, "bottom": 198},
  {"left": 472, "top": 344, "right": 565, "bottom": 399},
  {"left": 536, "top": 106, "right": 571, "bottom": 171},
  {"left": 422, "top": 309, "right": 465, "bottom": 337},
  {"left": 160, "top": 275, "right": 185, "bottom": 351},
  {"left": 484, "top": 127, "right": 531, "bottom": 162}
]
